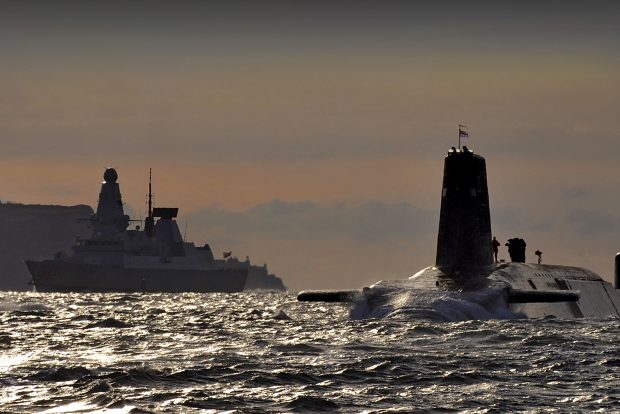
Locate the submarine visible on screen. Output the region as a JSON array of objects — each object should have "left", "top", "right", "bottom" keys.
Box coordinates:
[{"left": 299, "top": 147, "right": 620, "bottom": 319}]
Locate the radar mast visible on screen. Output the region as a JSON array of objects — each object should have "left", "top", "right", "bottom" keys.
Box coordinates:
[{"left": 145, "top": 168, "right": 155, "bottom": 237}]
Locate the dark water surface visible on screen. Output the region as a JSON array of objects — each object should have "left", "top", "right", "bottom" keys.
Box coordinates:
[{"left": 1, "top": 292, "right": 619, "bottom": 413}]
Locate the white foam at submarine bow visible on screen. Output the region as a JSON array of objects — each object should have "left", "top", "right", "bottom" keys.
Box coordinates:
[{"left": 349, "top": 287, "right": 524, "bottom": 322}]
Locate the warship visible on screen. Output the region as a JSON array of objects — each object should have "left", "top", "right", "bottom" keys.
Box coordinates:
[
  {"left": 299, "top": 146, "right": 620, "bottom": 319},
  {"left": 25, "top": 168, "right": 248, "bottom": 293}
]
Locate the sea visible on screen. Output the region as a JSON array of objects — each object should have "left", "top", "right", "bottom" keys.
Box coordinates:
[{"left": 1, "top": 291, "right": 619, "bottom": 413}]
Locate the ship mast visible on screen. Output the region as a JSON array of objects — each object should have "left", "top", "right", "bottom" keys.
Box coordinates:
[
  {"left": 145, "top": 168, "right": 155, "bottom": 237},
  {"left": 148, "top": 168, "right": 153, "bottom": 218}
]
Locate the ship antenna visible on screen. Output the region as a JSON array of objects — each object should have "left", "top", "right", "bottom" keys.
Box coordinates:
[
  {"left": 145, "top": 168, "right": 155, "bottom": 237},
  {"left": 148, "top": 168, "right": 153, "bottom": 218}
]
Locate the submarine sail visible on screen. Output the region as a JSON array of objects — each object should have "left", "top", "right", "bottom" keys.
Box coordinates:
[{"left": 436, "top": 146, "right": 493, "bottom": 271}]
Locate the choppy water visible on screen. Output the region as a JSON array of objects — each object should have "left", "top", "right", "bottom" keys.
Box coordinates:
[{"left": 1, "top": 291, "right": 619, "bottom": 413}]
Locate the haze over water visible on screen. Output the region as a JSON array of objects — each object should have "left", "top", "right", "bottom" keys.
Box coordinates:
[
  {"left": 1, "top": 291, "right": 619, "bottom": 412},
  {"left": 1, "top": 2, "right": 620, "bottom": 290}
]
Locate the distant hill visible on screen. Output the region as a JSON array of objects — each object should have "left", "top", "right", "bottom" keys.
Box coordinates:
[{"left": 0, "top": 202, "right": 93, "bottom": 291}]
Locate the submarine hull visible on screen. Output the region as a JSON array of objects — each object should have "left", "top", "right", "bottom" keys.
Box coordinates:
[
  {"left": 26, "top": 260, "right": 248, "bottom": 293},
  {"left": 407, "top": 263, "right": 620, "bottom": 318},
  {"left": 490, "top": 263, "right": 620, "bottom": 318},
  {"left": 300, "top": 263, "right": 620, "bottom": 319}
]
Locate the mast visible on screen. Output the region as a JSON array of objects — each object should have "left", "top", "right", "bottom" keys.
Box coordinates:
[
  {"left": 148, "top": 168, "right": 153, "bottom": 218},
  {"left": 145, "top": 168, "right": 155, "bottom": 237}
]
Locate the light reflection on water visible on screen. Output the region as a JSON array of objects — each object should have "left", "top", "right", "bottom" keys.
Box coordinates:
[
  {"left": 0, "top": 352, "right": 33, "bottom": 373},
  {"left": 0, "top": 291, "right": 619, "bottom": 412}
]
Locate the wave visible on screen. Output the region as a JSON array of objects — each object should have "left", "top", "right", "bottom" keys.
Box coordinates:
[
  {"left": 0, "top": 300, "right": 52, "bottom": 315},
  {"left": 284, "top": 395, "right": 340, "bottom": 411},
  {"left": 29, "top": 366, "right": 94, "bottom": 381},
  {"left": 272, "top": 308, "right": 292, "bottom": 320},
  {"left": 84, "top": 317, "right": 131, "bottom": 329}
]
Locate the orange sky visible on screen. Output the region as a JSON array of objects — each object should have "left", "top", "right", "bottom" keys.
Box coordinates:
[{"left": 1, "top": 2, "right": 619, "bottom": 289}]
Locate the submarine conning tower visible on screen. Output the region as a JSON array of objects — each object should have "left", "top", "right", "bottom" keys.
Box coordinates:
[{"left": 435, "top": 147, "right": 493, "bottom": 272}]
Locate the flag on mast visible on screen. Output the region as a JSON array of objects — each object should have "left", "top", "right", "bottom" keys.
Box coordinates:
[{"left": 459, "top": 124, "right": 469, "bottom": 138}]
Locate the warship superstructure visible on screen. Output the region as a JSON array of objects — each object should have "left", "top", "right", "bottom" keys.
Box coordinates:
[
  {"left": 26, "top": 168, "right": 248, "bottom": 293},
  {"left": 299, "top": 146, "right": 620, "bottom": 319}
]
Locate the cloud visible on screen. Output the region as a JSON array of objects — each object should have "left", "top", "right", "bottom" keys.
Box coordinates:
[
  {"left": 182, "top": 199, "right": 438, "bottom": 290},
  {"left": 187, "top": 199, "right": 435, "bottom": 243},
  {"left": 563, "top": 187, "right": 591, "bottom": 200},
  {"left": 566, "top": 209, "right": 619, "bottom": 236}
]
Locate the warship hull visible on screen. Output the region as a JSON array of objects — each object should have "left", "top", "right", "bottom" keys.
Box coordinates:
[{"left": 26, "top": 260, "right": 247, "bottom": 293}]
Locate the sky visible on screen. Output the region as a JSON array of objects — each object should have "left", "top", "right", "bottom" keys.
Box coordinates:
[{"left": 1, "top": 1, "right": 619, "bottom": 290}]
